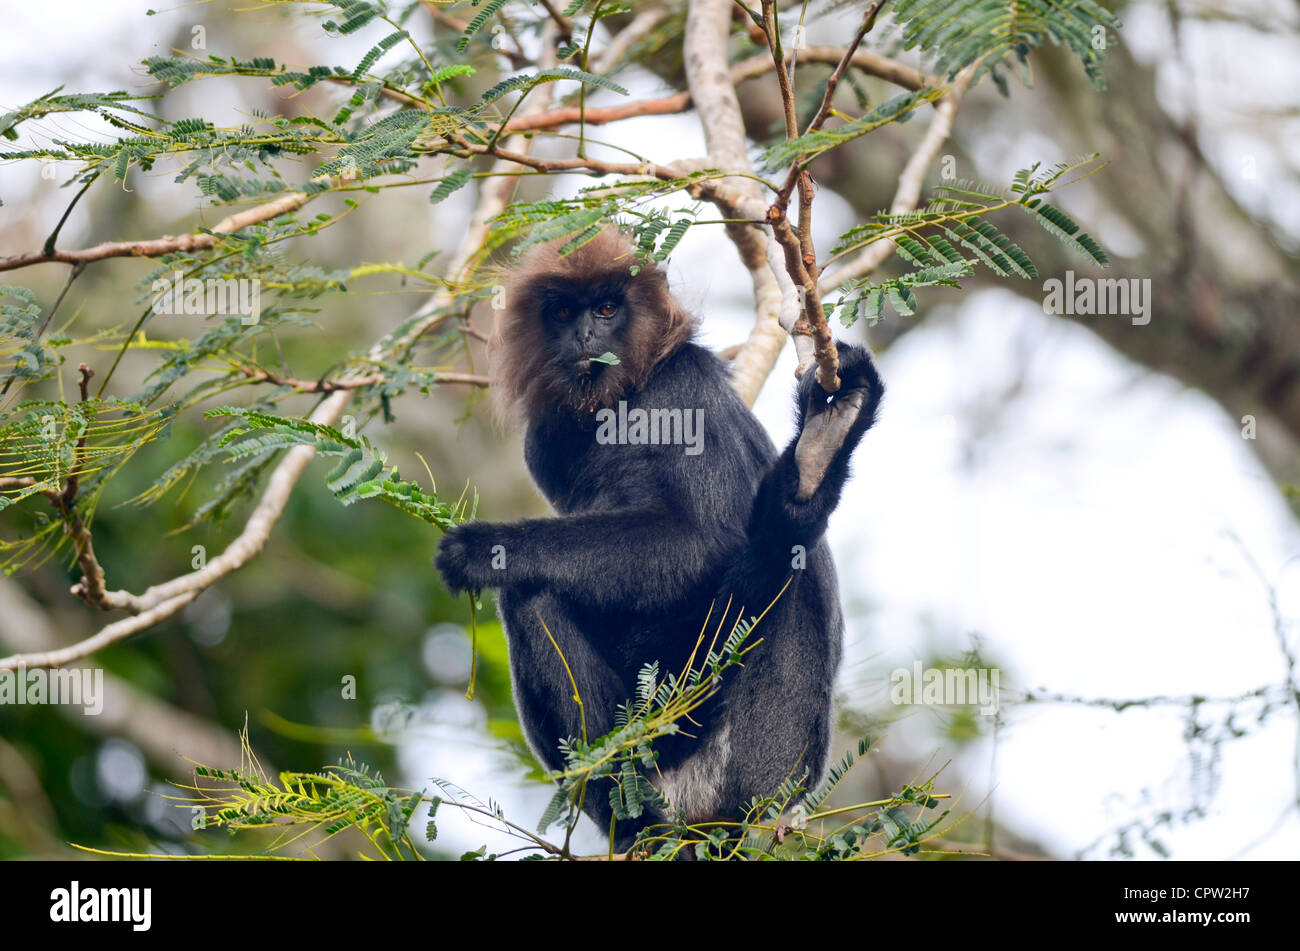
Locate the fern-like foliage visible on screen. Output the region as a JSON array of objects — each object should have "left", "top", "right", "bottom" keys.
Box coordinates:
[
  {"left": 173, "top": 745, "right": 429, "bottom": 860},
  {"left": 0, "top": 87, "right": 152, "bottom": 145},
  {"left": 314, "top": 108, "right": 431, "bottom": 179},
  {"left": 429, "top": 167, "right": 474, "bottom": 204},
  {"left": 352, "top": 29, "right": 410, "bottom": 80},
  {"left": 0, "top": 398, "right": 170, "bottom": 572},
  {"left": 476, "top": 66, "right": 629, "bottom": 108},
  {"left": 890, "top": 0, "right": 1121, "bottom": 91},
  {"left": 828, "top": 154, "right": 1108, "bottom": 326},
  {"left": 488, "top": 170, "right": 721, "bottom": 266},
  {"left": 206, "top": 408, "right": 471, "bottom": 529},
  {"left": 456, "top": 0, "right": 513, "bottom": 53},
  {"left": 0, "top": 286, "right": 54, "bottom": 392},
  {"left": 536, "top": 606, "right": 768, "bottom": 839},
  {"left": 142, "top": 711, "right": 952, "bottom": 860},
  {"left": 84, "top": 599, "right": 958, "bottom": 860},
  {"left": 761, "top": 87, "right": 947, "bottom": 172}
]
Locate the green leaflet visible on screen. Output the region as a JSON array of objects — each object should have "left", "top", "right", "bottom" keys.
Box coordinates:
[
  {"left": 761, "top": 88, "right": 945, "bottom": 172},
  {"left": 477, "top": 67, "right": 629, "bottom": 107},
  {"left": 830, "top": 156, "right": 1104, "bottom": 326},
  {"left": 891, "top": 0, "right": 1121, "bottom": 91},
  {"left": 429, "top": 167, "right": 473, "bottom": 204},
  {"left": 205, "top": 407, "right": 463, "bottom": 529},
  {"left": 352, "top": 30, "right": 409, "bottom": 81},
  {"left": 456, "top": 0, "right": 512, "bottom": 54}
]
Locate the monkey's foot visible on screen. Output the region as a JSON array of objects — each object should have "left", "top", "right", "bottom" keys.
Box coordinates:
[
  {"left": 794, "top": 388, "right": 868, "bottom": 501},
  {"left": 792, "top": 343, "right": 883, "bottom": 502}
]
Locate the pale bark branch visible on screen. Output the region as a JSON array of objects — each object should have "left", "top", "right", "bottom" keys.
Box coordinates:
[
  {"left": 504, "top": 92, "right": 693, "bottom": 133},
  {"left": 0, "top": 192, "right": 314, "bottom": 273},
  {"left": 0, "top": 387, "right": 352, "bottom": 671},
  {"left": 0, "top": 591, "right": 200, "bottom": 671},
  {"left": 236, "top": 367, "right": 489, "bottom": 392},
  {"left": 594, "top": 8, "right": 669, "bottom": 73},
  {"left": 685, "top": 0, "right": 804, "bottom": 406},
  {"left": 0, "top": 579, "right": 247, "bottom": 773}
]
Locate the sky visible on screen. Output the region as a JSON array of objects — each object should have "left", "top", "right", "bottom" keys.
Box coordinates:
[{"left": 2, "top": 0, "right": 1298, "bottom": 861}]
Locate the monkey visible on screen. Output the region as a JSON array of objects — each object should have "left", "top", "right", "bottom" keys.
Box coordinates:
[{"left": 435, "top": 226, "right": 883, "bottom": 851}]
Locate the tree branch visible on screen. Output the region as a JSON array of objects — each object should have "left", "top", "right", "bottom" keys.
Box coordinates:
[
  {"left": 0, "top": 192, "right": 314, "bottom": 273},
  {"left": 0, "top": 579, "right": 248, "bottom": 773},
  {"left": 501, "top": 45, "right": 924, "bottom": 134},
  {"left": 537, "top": 0, "right": 574, "bottom": 37},
  {"left": 236, "top": 367, "right": 489, "bottom": 392},
  {"left": 760, "top": 1, "right": 886, "bottom": 392},
  {"left": 0, "top": 590, "right": 201, "bottom": 671},
  {"left": 685, "top": 0, "right": 805, "bottom": 406},
  {"left": 504, "top": 91, "right": 693, "bottom": 133},
  {"left": 593, "top": 8, "right": 668, "bottom": 73}
]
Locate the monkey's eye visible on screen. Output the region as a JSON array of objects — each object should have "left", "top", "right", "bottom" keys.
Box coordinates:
[
  {"left": 594, "top": 300, "right": 618, "bottom": 319},
  {"left": 552, "top": 304, "right": 573, "bottom": 322}
]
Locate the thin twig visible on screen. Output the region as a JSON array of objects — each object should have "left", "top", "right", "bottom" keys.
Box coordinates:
[
  {"left": 503, "top": 45, "right": 923, "bottom": 135},
  {"left": 775, "top": 2, "right": 884, "bottom": 209},
  {"left": 759, "top": 3, "right": 885, "bottom": 391},
  {"left": 818, "top": 64, "right": 975, "bottom": 293},
  {"left": 42, "top": 176, "right": 97, "bottom": 258}
]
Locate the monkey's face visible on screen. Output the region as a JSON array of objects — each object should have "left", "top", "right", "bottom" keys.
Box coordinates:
[
  {"left": 492, "top": 227, "right": 695, "bottom": 422},
  {"left": 537, "top": 280, "right": 631, "bottom": 390}
]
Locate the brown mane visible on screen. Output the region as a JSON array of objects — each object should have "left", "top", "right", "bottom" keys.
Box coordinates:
[{"left": 488, "top": 226, "right": 696, "bottom": 423}]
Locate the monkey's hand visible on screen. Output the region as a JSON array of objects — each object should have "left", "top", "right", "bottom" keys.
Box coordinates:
[
  {"left": 793, "top": 342, "right": 884, "bottom": 502},
  {"left": 435, "top": 522, "right": 504, "bottom": 594}
]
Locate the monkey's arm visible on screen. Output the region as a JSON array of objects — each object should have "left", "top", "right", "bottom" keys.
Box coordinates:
[
  {"left": 435, "top": 508, "right": 728, "bottom": 612},
  {"left": 746, "top": 342, "right": 883, "bottom": 557}
]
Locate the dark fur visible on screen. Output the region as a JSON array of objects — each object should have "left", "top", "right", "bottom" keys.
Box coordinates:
[
  {"left": 490, "top": 228, "right": 694, "bottom": 422},
  {"left": 437, "top": 228, "right": 884, "bottom": 850}
]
